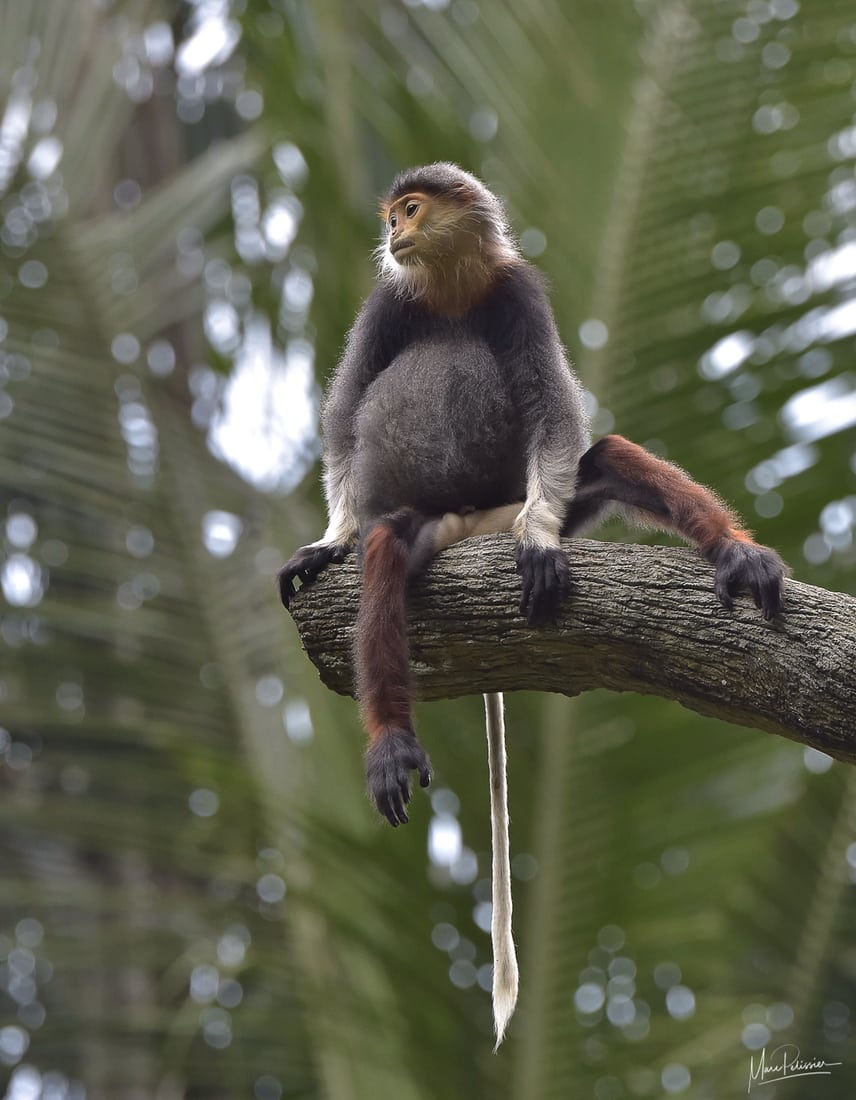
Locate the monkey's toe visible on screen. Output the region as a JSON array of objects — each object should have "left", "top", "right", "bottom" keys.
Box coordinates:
[
  {"left": 365, "top": 729, "right": 432, "bottom": 826},
  {"left": 515, "top": 545, "right": 570, "bottom": 625},
  {"left": 711, "top": 540, "right": 787, "bottom": 620}
]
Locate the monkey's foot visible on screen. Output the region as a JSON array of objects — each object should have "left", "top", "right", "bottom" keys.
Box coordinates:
[
  {"left": 365, "top": 729, "right": 432, "bottom": 827},
  {"left": 277, "top": 542, "right": 351, "bottom": 608},
  {"left": 515, "top": 545, "right": 571, "bottom": 625},
  {"left": 709, "top": 539, "right": 787, "bottom": 620}
]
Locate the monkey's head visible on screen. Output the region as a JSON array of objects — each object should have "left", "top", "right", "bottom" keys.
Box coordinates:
[{"left": 377, "top": 163, "right": 519, "bottom": 312}]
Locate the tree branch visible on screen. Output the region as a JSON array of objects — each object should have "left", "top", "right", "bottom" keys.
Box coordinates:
[{"left": 287, "top": 536, "right": 856, "bottom": 763}]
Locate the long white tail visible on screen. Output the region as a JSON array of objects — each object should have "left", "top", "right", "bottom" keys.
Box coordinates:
[{"left": 484, "top": 691, "right": 518, "bottom": 1048}]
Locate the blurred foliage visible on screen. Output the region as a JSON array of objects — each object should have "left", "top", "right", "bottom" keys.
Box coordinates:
[{"left": 0, "top": 1, "right": 855, "bottom": 1098}]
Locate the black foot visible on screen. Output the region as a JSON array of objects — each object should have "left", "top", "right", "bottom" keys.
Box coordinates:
[
  {"left": 277, "top": 542, "right": 351, "bottom": 608},
  {"left": 709, "top": 540, "right": 787, "bottom": 620},
  {"left": 515, "top": 545, "right": 571, "bottom": 625},
  {"left": 365, "top": 729, "right": 432, "bottom": 827}
]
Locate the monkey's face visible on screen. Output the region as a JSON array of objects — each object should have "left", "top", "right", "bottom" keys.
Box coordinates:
[
  {"left": 382, "top": 192, "right": 433, "bottom": 265},
  {"left": 377, "top": 172, "right": 516, "bottom": 310},
  {"left": 382, "top": 191, "right": 478, "bottom": 268}
]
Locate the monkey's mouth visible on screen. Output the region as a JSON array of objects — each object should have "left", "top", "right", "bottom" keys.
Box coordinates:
[{"left": 390, "top": 238, "right": 416, "bottom": 257}]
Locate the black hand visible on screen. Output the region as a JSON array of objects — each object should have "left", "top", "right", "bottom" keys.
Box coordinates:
[
  {"left": 277, "top": 542, "right": 351, "bottom": 608},
  {"left": 515, "top": 544, "right": 571, "bottom": 625},
  {"left": 365, "top": 729, "right": 432, "bottom": 826}
]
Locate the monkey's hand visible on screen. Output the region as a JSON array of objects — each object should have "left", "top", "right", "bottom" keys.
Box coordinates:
[
  {"left": 277, "top": 541, "right": 352, "bottom": 608},
  {"left": 365, "top": 729, "right": 432, "bottom": 827},
  {"left": 709, "top": 539, "right": 787, "bottom": 621},
  {"left": 515, "top": 545, "right": 571, "bottom": 625}
]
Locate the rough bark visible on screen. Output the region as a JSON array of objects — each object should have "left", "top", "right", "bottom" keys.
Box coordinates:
[{"left": 287, "top": 536, "right": 856, "bottom": 763}]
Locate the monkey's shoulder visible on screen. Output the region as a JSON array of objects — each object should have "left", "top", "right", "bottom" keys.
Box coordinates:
[
  {"left": 360, "top": 280, "right": 414, "bottom": 322},
  {"left": 475, "top": 262, "right": 558, "bottom": 347},
  {"left": 488, "top": 260, "right": 552, "bottom": 305}
]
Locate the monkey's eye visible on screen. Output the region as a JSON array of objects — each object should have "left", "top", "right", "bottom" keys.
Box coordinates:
[
  {"left": 389, "top": 213, "right": 397, "bottom": 229},
  {"left": 405, "top": 202, "right": 419, "bottom": 218}
]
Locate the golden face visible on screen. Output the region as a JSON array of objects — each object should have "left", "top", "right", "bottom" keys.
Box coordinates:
[
  {"left": 382, "top": 192, "right": 432, "bottom": 262},
  {"left": 376, "top": 170, "right": 517, "bottom": 312}
]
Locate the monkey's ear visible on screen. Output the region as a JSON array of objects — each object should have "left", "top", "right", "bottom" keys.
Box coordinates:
[{"left": 448, "top": 180, "right": 478, "bottom": 206}]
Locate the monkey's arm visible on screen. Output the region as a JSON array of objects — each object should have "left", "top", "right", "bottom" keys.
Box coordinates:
[
  {"left": 484, "top": 267, "right": 591, "bottom": 624},
  {"left": 277, "top": 454, "right": 360, "bottom": 609},
  {"left": 278, "top": 288, "right": 406, "bottom": 607}
]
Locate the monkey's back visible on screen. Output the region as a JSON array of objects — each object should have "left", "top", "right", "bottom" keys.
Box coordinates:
[{"left": 354, "top": 329, "right": 526, "bottom": 520}]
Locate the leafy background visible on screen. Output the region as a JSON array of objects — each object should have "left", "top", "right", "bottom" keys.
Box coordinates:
[{"left": 1, "top": 0, "right": 855, "bottom": 1097}]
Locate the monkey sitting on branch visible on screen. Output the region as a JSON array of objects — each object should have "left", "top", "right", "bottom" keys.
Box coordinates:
[{"left": 278, "top": 162, "right": 787, "bottom": 1045}]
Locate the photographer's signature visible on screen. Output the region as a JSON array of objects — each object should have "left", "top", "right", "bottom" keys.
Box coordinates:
[{"left": 748, "top": 1044, "right": 842, "bottom": 1092}]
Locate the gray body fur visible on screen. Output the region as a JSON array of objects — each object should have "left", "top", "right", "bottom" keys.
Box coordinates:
[
  {"left": 321, "top": 276, "right": 590, "bottom": 541},
  {"left": 352, "top": 330, "right": 524, "bottom": 521}
]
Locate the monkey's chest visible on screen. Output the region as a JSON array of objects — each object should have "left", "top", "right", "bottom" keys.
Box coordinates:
[{"left": 354, "top": 337, "right": 524, "bottom": 519}]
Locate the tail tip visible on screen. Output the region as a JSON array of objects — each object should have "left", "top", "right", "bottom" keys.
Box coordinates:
[{"left": 492, "top": 973, "right": 519, "bottom": 1051}]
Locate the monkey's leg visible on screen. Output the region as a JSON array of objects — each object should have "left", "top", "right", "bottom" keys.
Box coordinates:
[
  {"left": 563, "top": 435, "right": 787, "bottom": 619},
  {"left": 357, "top": 509, "right": 432, "bottom": 826}
]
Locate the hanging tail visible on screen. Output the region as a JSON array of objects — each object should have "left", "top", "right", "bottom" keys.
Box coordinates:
[{"left": 484, "top": 690, "right": 518, "bottom": 1047}]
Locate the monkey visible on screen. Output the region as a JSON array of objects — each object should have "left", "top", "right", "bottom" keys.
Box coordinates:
[{"left": 278, "top": 162, "right": 787, "bottom": 1045}]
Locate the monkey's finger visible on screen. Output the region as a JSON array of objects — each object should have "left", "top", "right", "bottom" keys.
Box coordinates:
[
  {"left": 542, "top": 554, "right": 570, "bottom": 618},
  {"left": 376, "top": 785, "right": 404, "bottom": 827},
  {"left": 767, "top": 578, "right": 785, "bottom": 620},
  {"left": 718, "top": 567, "right": 746, "bottom": 609},
  {"left": 713, "top": 572, "right": 735, "bottom": 610},
  {"left": 277, "top": 570, "right": 296, "bottom": 608},
  {"left": 386, "top": 779, "right": 410, "bottom": 826},
  {"left": 379, "top": 768, "right": 411, "bottom": 827},
  {"left": 528, "top": 586, "right": 551, "bottom": 623},
  {"left": 527, "top": 563, "right": 548, "bottom": 624},
  {"left": 755, "top": 567, "right": 785, "bottom": 621},
  {"left": 533, "top": 555, "right": 565, "bottom": 623},
  {"left": 553, "top": 552, "right": 571, "bottom": 600},
  {"left": 518, "top": 569, "right": 533, "bottom": 617},
  {"left": 404, "top": 742, "right": 431, "bottom": 788},
  {"left": 517, "top": 565, "right": 534, "bottom": 618},
  {"left": 381, "top": 798, "right": 401, "bottom": 827},
  {"left": 517, "top": 551, "right": 545, "bottom": 622},
  {"left": 764, "top": 559, "right": 785, "bottom": 617}
]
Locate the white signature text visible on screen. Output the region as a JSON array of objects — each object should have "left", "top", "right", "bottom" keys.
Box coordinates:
[{"left": 748, "top": 1045, "right": 842, "bottom": 1092}]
